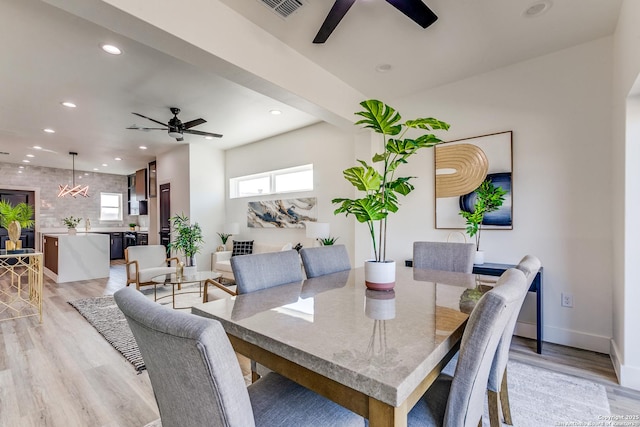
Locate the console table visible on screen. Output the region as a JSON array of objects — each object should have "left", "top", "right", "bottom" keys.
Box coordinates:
[
  {"left": 0, "top": 249, "right": 43, "bottom": 323},
  {"left": 405, "top": 260, "right": 543, "bottom": 354}
]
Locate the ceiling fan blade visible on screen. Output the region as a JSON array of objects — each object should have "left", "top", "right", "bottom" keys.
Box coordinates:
[
  {"left": 184, "top": 129, "right": 223, "bottom": 138},
  {"left": 132, "top": 112, "right": 168, "bottom": 127},
  {"left": 182, "top": 118, "right": 207, "bottom": 129},
  {"left": 127, "top": 126, "right": 167, "bottom": 130},
  {"left": 385, "top": 0, "right": 438, "bottom": 28},
  {"left": 313, "top": 0, "right": 357, "bottom": 44}
]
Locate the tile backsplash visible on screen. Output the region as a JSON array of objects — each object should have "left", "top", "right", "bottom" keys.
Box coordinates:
[{"left": 0, "top": 161, "right": 144, "bottom": 229}]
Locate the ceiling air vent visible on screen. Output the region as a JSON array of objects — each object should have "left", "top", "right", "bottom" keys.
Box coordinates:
[{"left": 259, "top": 0, "right": 303, "bottom": 19}]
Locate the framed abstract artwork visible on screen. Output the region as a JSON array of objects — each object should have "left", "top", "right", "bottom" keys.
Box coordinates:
[
  {"left": 434, "top": 131, "right": 513, "bottom": 230},
  {"left": 247, "top": 197, "right": 317, "bottom": 228}
]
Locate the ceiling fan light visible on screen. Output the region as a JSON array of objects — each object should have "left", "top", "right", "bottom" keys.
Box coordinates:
[{"left": 168, "top": 130, "right": 182, "bottom": 138}]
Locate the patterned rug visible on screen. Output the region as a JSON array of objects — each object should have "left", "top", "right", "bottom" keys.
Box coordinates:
[{"left": 68, "top": 295, "right": 146, "bottom": 373}]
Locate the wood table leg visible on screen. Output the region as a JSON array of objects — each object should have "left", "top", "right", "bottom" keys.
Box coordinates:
[{"left": 369, "top": 397, "right": 407, "bottom": 427}]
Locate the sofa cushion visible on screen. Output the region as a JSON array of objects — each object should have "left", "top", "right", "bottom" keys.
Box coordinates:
[
  {"left": 214, "top": 260, "right": 233, "bottom": 273},
  {"left": 232, "top": 240, "right": 254, "bottom": 256}
]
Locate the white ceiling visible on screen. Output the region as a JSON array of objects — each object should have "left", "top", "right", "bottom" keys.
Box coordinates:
[{"left": 0, "top": 0, "right": 622, "bottom": 176}]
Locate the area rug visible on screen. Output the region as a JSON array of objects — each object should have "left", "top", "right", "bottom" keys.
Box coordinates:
[{"left": 68, "top": 295, "right": 146, "bottom": 373}]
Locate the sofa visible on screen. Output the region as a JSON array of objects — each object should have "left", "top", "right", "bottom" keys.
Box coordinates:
[{"left": 211, "top": 239, "right": 293, "bottom": 282}]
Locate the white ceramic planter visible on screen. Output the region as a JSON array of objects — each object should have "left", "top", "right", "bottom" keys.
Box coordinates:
[
  {"left": 183, "top": 266, "right": 197, "bottom": 277},
  {"left": 68, "top": 228, "right": 77, "bottom": 235},
  {"left": 474, "top": 250, "right": 485, "bottom": 265},
  {"left": 364, "top": 260, "right": 396, "bottom": 291}
]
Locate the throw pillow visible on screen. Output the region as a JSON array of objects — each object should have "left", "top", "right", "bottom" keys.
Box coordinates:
[{"left": 232, "top": 240, "right": 254, "bottom": 256}]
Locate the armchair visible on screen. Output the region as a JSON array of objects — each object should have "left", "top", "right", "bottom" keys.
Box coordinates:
[{"left": 125, "top": 245, "right": 179, "bottom": 290}]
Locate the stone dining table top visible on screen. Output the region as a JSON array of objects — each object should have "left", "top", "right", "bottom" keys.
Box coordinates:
[{"left": 192, "top": 266, "right": 476, "bottom": 407}]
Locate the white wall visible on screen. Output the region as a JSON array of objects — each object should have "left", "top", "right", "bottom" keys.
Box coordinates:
[
  {"left": 355, "top": 37, "right": 615, "bottom": 353},
  {"left": 189, "top": 143, "right": 226, "bottom": 270},
  {"left": 612, "top": 0, "right": 640, "bottom": 390},
  {"left": 225, "top": 122, "right": 356, "bottom": 261}
]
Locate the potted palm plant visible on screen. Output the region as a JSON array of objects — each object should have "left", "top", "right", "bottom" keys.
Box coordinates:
[
  {"left": 0, "top": 200, "right": 35, "bottom": 250},
  {"left": 333, "top": 100, "right": 449, "bottom": 290},
  {"left": 168, "top": 213, "right": 204, "bottom": 273},
  {"left": 459, "top": 179, "right": 507, "bottom": 264}
]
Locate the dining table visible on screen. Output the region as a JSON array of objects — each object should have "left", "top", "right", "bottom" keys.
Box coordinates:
[{"left": 191, "top": 266, "right": 479, "bottom": 427}]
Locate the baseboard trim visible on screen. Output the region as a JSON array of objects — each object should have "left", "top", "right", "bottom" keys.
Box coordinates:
[
  {"left": 611, "top": 339, "right": 640, "bottom": 391},
  {"left": 514, "top": 321, "right": 610, "bottom": 354}
]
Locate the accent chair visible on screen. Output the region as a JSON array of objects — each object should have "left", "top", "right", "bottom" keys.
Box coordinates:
[
  {"left": 412, "top": 241, "right": 476, "bottom": 273},
  {"left": 124, "top": 245, "right": 179, "bottom": 290}
]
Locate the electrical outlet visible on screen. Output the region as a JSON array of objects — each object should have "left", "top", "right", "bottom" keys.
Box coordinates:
[{"left": 561, "top": 292, "right": 574, "bottom": 308}]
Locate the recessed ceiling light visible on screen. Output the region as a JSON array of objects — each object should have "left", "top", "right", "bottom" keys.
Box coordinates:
[
  {"left": 269, "top": 109, "right": 282, "bottom": 115},
  {"left": 19, "top": 166, "right": 24, "bottom": 169},
  {"left": 375, "top": 64, "right": 392, "bottom": 73},
  {"left": 18, "top": 170, "right": 22, "bottom": 174},
  {"left": 61, "top": 101, "right": 77, "bottom": 108},
  {"left": 139, "top": 146, "right": 147, "bottom": 150},
  {"left": 114, "top": 157, "right": 122, "bottom": 161},
  {"left": 204, "top": 136, "right": 214, "bottom": 140},
  {"left": 26, "top": 154, "right": 34, "bottom": 158},
  {"left": 523, "top": 1, "right": 551, "bottom": 17},
  {"left": 101, "top": 44, "right": 122, "bottom": 55},
  {"left": 43, "top": 128, "right": 55, "bottom": 133},
  {"left": 93, "top": 168, "right": 99, "bottom": 171},
  {"left": 22, "top": 159, "right": 30, "bottom": 163},
  {"left": 33, "top": 146, "right": 42, "bottom": 150},
  {"left": 84, "top": 172, "right": 89, "bottom": 176},
  {"left": 102, "top": 163, "right": 108, "bottom": 167}
]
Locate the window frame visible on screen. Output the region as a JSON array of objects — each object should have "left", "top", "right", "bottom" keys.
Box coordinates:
[
  {"left": 230, "top": 164, "right": 313, "bottom": 199},
  {"left": 99, "top": 192, "right": 123, "bottom": 221}
]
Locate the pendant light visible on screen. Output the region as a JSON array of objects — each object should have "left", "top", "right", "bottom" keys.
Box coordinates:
[{"left": 57, "top": 152, "right": 89, "bottom": 198}]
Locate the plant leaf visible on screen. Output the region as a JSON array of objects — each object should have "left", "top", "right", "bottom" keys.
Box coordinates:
[
  {"left": 354, "top": 100, "right": 402, "bottom": 135},
  {"left": 405, "top": 118, "right": 450, "bottom": 131},
  {"left": 342, "top": 166, "right": 381, "bottom": 192}
]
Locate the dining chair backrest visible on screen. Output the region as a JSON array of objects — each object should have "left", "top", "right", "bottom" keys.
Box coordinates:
[
  {"left": 113, "top": 286, "right": 256, "bottom": 427},
  {"left": 231, "top": 249, "right": 303, "bottom": 294},
  {"left": 413, "top": 241, "right": 476, "bottom": 273},
  {"left": 299, "top": 245, "right": 351, "bottom": 278},
  {"left": 444, "top": 268, "right": 527, "bottom": 427},
  {"left": 488, "top": 255, "right": 542, "bottom": 392}
]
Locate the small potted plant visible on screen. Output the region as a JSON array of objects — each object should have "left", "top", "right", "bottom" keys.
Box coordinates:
[
  {"left": 0, "top": 200, "right": 35, "bottom": 250},
  {"left": 62, "top": 216, "right": 82, "bottom": 234},
  {"left": 459, "top": 179, "right": 507, "bottom": 265},
  {"left": 129, "top": 223, "right": 137, "bottom": 231},
  {"left": 333, "top": 100, "right": 449, "bottom": 290},
  {"left": 168, "top": 213, "right": 204, "bottom": 273},
  {"left": 217, "top": 232, "right": 231, "bottom": 251},
  {"left": 320, "top": 236, "right": 339, "bottom": 246}
]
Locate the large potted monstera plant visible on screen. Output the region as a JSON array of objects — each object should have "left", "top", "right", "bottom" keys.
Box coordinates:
[
  {"left": 332, "top": 100, "right": 449, "bottom": 290},
  {"left": 0, "top": 200, "right": 35, "bottom": 250}
]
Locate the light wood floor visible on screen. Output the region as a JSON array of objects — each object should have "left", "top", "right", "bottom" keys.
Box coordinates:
[{"left": 1, "top": 263, "right": 638, "bottom": 426}]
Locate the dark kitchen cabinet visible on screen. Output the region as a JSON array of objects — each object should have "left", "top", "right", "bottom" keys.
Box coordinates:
[{"left": 109, "top": 232, "right": 123, "bottom": 260}]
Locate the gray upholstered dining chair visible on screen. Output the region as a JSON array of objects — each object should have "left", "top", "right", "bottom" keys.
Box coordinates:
[
  {"left": 299, "top": 244, "right": 351, "bottom": 278},
  {"left": 230, "top": 249, "right": 303, "bottom": 295},
  {"left": 487, "top": 255, "right": 542, "bottom": 427},
  {"left": 408, "top": 268, "right": 527, "bottom": 427},
  {"left": 114, "top": 286, "right": 364, "bottom": 427},
  {"left": 412, "top": 241, "right": 476, "bottom": 273}
]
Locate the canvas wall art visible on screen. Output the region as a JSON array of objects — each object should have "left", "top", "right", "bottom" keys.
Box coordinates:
[
  {"left": 247, "top": 197, "right": 317, "bottom": 228},
  {"left": 434, "top": 131, "right": 513, "bottom": 230}
]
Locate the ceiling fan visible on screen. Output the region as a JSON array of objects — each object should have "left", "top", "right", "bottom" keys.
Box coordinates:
[
  {"left": 127, "top": 107, "right": 222, "bottom": 141},
  {"left": 313, "top": 0, "right": 438, "bottom": 44}
]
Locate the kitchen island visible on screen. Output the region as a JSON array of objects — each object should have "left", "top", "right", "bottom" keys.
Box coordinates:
[{"left": 43, "top": 233, "right": 110, "bottom": 283}]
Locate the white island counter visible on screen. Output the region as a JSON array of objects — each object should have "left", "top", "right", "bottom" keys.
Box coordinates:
[{"left": 43, "top": 233, "right": 110, "bottom": 283}]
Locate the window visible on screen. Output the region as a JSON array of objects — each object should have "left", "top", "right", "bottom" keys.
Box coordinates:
[
  {"left": 230, "top": 164, "right": 313, "bottom": 199},
  {"left": 100, "top": 192, "right": 123, "bottom": 221}
]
